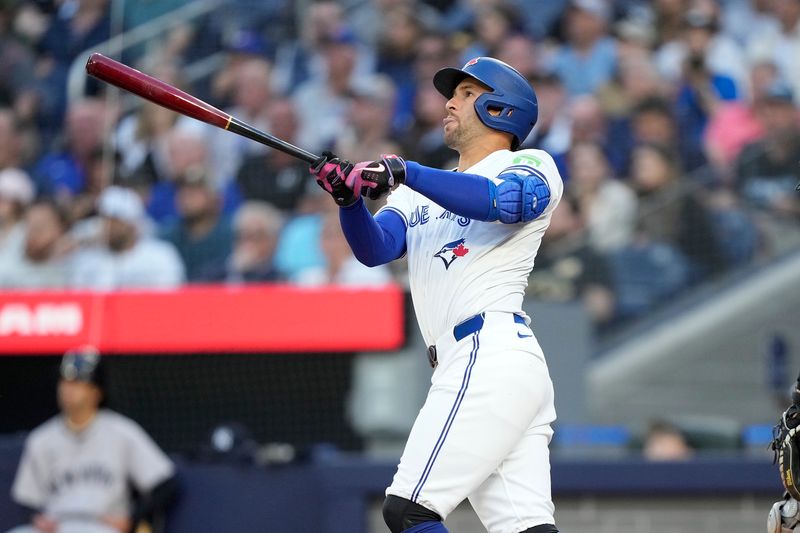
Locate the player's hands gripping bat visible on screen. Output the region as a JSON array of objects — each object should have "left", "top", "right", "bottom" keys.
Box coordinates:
[{"left": 310, "top": 152, "right": 407, "bottom": 205}]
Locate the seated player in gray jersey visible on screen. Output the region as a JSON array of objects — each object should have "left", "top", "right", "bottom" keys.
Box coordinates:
[{"left": 7, "top": 346, "right": 177, "bottom": 533}]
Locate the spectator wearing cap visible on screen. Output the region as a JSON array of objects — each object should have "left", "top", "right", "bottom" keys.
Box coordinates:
[
  {"left": 236, "top": 97, "right": 313, "bottom": 212},
  {"left": 0, "top": 168, "right": 34, "bottom": 259},
  {"left": 8, "top": 346, "right": 177, "bottom": 533},
  {"left": 69, "top": 186, "right": 185, "bottom": 290},
  {"left": 159, "top": 168, "right": 233, "bottom": 282},
  {"left": 0, "top": 199, "right": 72, "bottom": 289},
  {"left": 736, "top": 80, "right": 800, "bottom": 219},
  {"left": 198, "top": 201, "right": 284, "bottom": 284},
  {"left": 552, "top": 0, "right": 618, "bottom": 97}
]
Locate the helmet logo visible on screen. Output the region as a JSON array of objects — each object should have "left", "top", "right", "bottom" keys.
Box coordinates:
[{"left": 464, "top": 57, "right": 480, "bottom": 67}]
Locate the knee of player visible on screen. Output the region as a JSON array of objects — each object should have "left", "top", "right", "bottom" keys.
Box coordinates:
[
  {"left": 382, "top": 495, "right": 443, "bottom": 533},
  {"left": 487, "top": 173, "right": 551, "bottom": 224}
]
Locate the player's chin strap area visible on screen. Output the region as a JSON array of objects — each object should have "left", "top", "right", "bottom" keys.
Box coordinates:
[{"left": 769, "top": 495, "right": 800, "bottom": 533}]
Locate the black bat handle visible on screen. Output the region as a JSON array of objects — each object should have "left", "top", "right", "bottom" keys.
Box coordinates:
[{"left": 228, "top": 117, "right": 319, "bottom": 165}]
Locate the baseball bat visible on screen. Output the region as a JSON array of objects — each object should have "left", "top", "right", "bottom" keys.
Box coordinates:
[{"left": 85, "top": 53, "right": 319, "bottom": 165}]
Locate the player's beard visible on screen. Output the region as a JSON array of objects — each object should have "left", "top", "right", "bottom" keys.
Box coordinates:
[{"left": 443, "top": 113, "right": 481, "bottom": 151}]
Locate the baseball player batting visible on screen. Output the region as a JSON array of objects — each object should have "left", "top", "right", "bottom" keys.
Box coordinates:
[
  {"left": 8, "top": 347, "right": 176, "bottom": 533},
  {"left": 310, "top": 57, "right": 562, "bottom": 533}
]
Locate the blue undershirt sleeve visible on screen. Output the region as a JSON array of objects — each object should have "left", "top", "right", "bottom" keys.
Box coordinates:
[
  {"left": 339, "top": 198, "right": 407, "bottom": 267},
  {"left": 404, "top": 161, "right": 492, "bottom": 221}
]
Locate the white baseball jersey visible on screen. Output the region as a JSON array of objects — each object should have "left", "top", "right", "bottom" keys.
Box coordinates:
[
  {"left": 380, "top": 148, "right": 563, "bottom": 532},
  {"left": 378, "top": 148, "right": 563, "bottom": 346},
  {"left": 11, "top": 410, "right": 174, "bottom": 523}
]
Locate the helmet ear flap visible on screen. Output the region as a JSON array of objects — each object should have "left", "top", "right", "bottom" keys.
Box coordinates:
[{"left": 473, "top": 92, "right": 535, "bottom": 149}]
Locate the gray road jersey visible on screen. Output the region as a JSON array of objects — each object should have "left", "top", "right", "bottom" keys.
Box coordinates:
[{"left": 11, "top": 409, "right": 174, "bottom": 519}]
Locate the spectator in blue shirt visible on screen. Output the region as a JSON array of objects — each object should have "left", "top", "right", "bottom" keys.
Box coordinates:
[
  {"left": 160, "top": 169, "right": 233, "bottom": 283},
  {"left": 33, "top": 98, "right": 108, "bottom": 199},
  {"left": 552, "top": 0, "right": 618, "bottom": 97}
]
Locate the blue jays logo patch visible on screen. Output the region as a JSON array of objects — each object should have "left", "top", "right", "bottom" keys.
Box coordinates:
[{"left": 434, "top": 238, "right": 470, "bottom": 269}]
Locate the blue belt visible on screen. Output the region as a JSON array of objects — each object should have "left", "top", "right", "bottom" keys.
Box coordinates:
[
  {"left": 428, "top": 313, "right": 527, "bottom": 368},
  {"left": 453, "top": 313, "right": 526, "bottom": 341}
]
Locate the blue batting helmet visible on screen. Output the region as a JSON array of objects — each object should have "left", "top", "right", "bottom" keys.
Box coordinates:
[{"left": 433, "top": 57, "right": 538, "bottom": 150}]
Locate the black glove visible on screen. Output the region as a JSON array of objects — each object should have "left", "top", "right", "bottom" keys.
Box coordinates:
[
  {"left": 354, "top": 154, "right": 407, "bottom": 201},
  {"left": 309, "top": 151, "right": 358, "bottom": 207}
]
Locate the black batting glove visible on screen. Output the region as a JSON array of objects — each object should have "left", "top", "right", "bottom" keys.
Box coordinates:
[
  {"left": 310, "top": 151, "right": 358, "bottom": 207},
  {"left": 356, "top": 154, "right": 407, "bottom": 201}
]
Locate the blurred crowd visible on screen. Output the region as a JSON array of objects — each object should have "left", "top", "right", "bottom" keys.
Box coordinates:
[{"left": 0, "top": 0, "right": 798, "bottom": 334}]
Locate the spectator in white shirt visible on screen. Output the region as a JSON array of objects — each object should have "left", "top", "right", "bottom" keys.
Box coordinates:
[
  {"left": 0, "top": 199, "right": 72, "bottom": 289},
  {"left": 70, "top": 186, "right": 185, "bottom": 290},
  {"left": 0, "top": 168, "right": 34, "bottom": 259}
]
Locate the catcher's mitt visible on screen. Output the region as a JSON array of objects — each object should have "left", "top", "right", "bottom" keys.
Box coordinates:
[{"left": 773, "top": 401, "right": 800, "bottom": 501}]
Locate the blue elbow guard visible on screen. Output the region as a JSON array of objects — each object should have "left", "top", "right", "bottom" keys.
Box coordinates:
[{"left": 486, "top": 172, "right": 551, "bottom": 223}]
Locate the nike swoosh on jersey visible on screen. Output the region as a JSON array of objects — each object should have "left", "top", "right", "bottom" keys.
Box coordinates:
[{"left": 517, "top": 332, "right": 533, "bottom": 338}]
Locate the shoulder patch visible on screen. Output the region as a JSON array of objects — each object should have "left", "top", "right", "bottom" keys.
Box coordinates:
[{"left": 512, "top": 154, "right": 543, "bottom": 167}]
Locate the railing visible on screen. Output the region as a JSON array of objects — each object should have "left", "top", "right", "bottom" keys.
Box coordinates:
[{"left": 66, "top": 0, "right": 225, "bottom": 106}]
